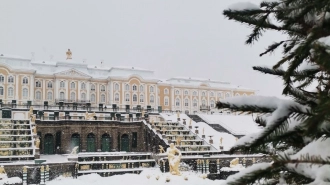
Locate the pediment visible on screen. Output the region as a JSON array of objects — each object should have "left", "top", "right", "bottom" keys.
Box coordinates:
[{"left": 55, "top": 68, "right": 91, "bottom": 78}]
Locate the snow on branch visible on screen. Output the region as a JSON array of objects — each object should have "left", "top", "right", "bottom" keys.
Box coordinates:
[{"left": 228, "top": 2, "right": 259, "bottom": 11}]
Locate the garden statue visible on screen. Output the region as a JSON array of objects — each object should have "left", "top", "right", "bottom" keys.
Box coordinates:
[
  {"left": 220, "top": 137, "right": 223, "bottom": 145},
  {"left": 31, "top": 114, "right": 36, "bottom": 123},
  {"left": 71, "top": 146, "right": 79, "bottom": 155},
  {"left": 230, "top": 158, "right": 240, "bottom": 168},
  {"left": 176, "top": 111, "right": 180, "bottom": 118},
  {"left": 28, "top": 107, "right": 33, "bottom": 119},
  {"left": 0, "top": 166, "right": 6, "bottom": 174},
  {"left": 202, "top": 127, "right": 205, "bottom": 135},
  {"left": 35, "top": 138, "right": 40, "bottom": 149},
  {"left": 158, "top": 145, "right": 165, "bottom": 153},
  {"left": 66, "top": 49, "right": 72, "bottom": 59},
  {"left": 176, "top": 137, "right": 182, "bottom": 146},
  {"left": 85, "top": 112, "right": 96, "bottom": 120},
  {"left": 167, "top": 143, "right": 182, "bottom": 175},
  {"left": 33, "top": 126, "right": 37, "bottom": 135}
]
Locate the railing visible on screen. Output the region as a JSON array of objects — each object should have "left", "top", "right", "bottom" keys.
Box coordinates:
[
  {"left": 55, "top": 99, "right": 91, "bottom": 103},
  {"left": 200, "top": 105, "right": 211, "bottom": 111},
  {"left": 36, "top": 115, "right": 146, "bottom": 122}
]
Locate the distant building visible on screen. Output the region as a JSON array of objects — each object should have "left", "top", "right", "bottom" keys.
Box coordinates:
[{"left": 0, "top": 53, "right": 255, "bottom": 114}]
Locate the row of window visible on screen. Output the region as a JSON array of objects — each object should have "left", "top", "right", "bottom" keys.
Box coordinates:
[
  {"left": 0, "top": 76, "right": 28, "bottom": 84},
  {"left": 174, "top": 98, "right": 216, "bottom": 107},
  {"left": 113, "top": 83, "right": 154, "bottom": 92},
  {"left": 36, "top": 81, "right": 106, "bottom": 92}
]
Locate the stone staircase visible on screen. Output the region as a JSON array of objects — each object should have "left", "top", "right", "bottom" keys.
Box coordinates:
[{"left": 187, "top": 114, "right": 232, "bottom": 135}]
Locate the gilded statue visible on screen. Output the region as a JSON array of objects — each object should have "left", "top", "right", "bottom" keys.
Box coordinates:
[
  {"left": 71, "top": 146, "right": 79, "bottom": 155},
  {"left": 23, "top": 166, "right": 27, "bottom": 173},
  {"left": 176, "top": 112, "right": 180, "bottom": 118},
  {"left": 0, "top": 166, "right": 6, "bottom": 174},
  {"left": 40, "top": 166, "right": 44, "bottom": 172},
  {"left": 28, "top": 106, "right": 33, "bottom": 119},
  {"left": 230, "top": 158, "right": 240, "bottom": 168},
  {"left": 167, "top": 143, "right": 182, "bottom": 175},
  {"left": 189, "top": 119, "right": 192, "bottom": 126},
  {"left": 176, "top": 137, "right": 182, "bottom": 146},
  {"left": 220, "top": 137, "right": 223, "bottom": 145},
  {"left": 35, "top": 138, "right": 40, "bottom": 149},
  {"left": 33, "top": 126, "right": 37, "bottom": 135},
  {"left": 158, "top": 145, "right": 165, "bottom": 153},
  {"left": 85, "top": 112, "right": 96, "bottom": 120},
  {"left": 66, "top": 49, "right": 72, "bottom": 60},
  {"left": 31, "top": 115, "right": 36, "bottom": 123},
  {"left": 202, "top": 127, "right": 205, "bottom": 135},
  {"left": 46, "top": 165, "right": 49, "bottom": 171}
]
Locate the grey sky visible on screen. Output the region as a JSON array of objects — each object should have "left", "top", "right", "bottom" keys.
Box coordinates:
[{"left": 0, "top": 0, "right": 286, "bottom": 98}]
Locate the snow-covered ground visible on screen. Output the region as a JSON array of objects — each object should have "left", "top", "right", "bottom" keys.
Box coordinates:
[
  {"left": 48, "top": 168, "right": 225, "bottom": 185},
  {"left": 198, "top": 114, "right": 262, "bottom": 135}
]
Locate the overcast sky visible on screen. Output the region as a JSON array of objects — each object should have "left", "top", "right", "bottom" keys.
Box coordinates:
[{"left": 0, "top": 0, "right": 287, "bottom": 98}]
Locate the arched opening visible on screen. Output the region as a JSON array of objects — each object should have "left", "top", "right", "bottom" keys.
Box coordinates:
[
  {"left": 44, "top": 134, "right": 54, "bottom": 154},
  {"left": 87, "top": 133, "right": 96, "bottom": 152},
  {"left": 120, "top": 134, "right": 129, "bottom": 152},
  {"left": 71, "top": 133, "right": 80, "bottom": 153},
  {"left": 101, "top": 133, "right": 111, "bottom": 152}
]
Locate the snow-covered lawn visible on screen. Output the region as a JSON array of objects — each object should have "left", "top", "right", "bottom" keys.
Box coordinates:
[{"left": 48, "top": 168, "right": 225, "bottom": 185}]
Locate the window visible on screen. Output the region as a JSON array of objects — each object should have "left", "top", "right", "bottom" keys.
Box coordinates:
[
  {"left": 70, "top": 82, "right": 75, "bottom": 89},
  {"left": 125, "top": 94, "right": 130, "bottom": 102},
  {"left": 164, "top": 98, "right": 169, "bottom": 106},
  {"left": 184, "top": 99, "right": 189, "bottom": 107},
  {"left": 225, "top": 92, "right": 230, "bottom": 98},
  {"left": 210, "top": 100, "right": 215, "bottom": 108},
  {"left": 59, "top": 92, "right": 65, "bottom": 100},
  {"left": 175, "top": 90, "right": 180, "bottom": 95},
  {"left": 101, "top": 94, "right": 106, "bottom": 102},
  {"left": 100, "top": 85, "right": 105, "bottom": 92},
  {"left": 91, "top": 84, "right": 95, "bottom": 91},
  {"left": 23, "top": 88, "right": 28, "bottom": 98},
  {"left": 202, "top": 100, "right": 206, "bottom": 106},
  {"left": 35, "top": 91, "right": 41, "bottom": 100},
  {"left": 140, "top": 94, "right": 144, "bottom": 102},
  {"left": 70, "top": 92, "right": 75, "bottom": 101},
  {"left": 202, "top": 92, "right": 206, "bottom": 96},
  {"left": 243, "top": 93, "right": 247, "bottom": 96},
  {"left": 23, "top": 77, "right": 28, "bottom": 84},
  {"left": 132, "top": 85, "right": 137, "bottom": 91},
  {"left": 133, "top": 94, "right": 137, "bottom": 102},
  {"left": 235, "top": 93, "right": 240, "bottom": 96},
  {"left": 150, "top": 95, "right": 154, "bottom": 103},
  {"left": 125, "top": 84, "right": 129, "bottom": 91},
  {"left": 193, "top": 91, "right": 197, "bottom": 96},
  {"left": 0, "top": 75, "right": 4, "bottom": 83},
  {"left": 175, "top": 98, "right": 180, "bottom": 106},
  {"left": 81, "top": 83, "right": 86, "bottom": 90},
  {"left": 91, "top": 94, "right": 96, "bottom": 102},
  {"left": 140, "top": 85, "right": 144, "bottom": 92},
  {"left": 210, "top": 92, "right": 214, "bottom": 97},
  {"left": 81, "top": 93, "right": 86, "bottom": 100},
  {"left": 193, "top": 99, "right": 197, "bottom": 107},
  {"left": 60, "top": 81, "right": 65, "bottom": 88},
  {"left": 150, "top": 86, "right": 154, "bottom": 93},
  {"left": 218, "top": 92, "right": 222, "bottom": 98},
  {"left": 8, "top": 76, "right": 13, "bottom": 83},
  {"left": 8, "top": 87, "right": 13, "bottom": 97},
  {"left": 115, "top": 93, "right": 119, "bottom": 101},
  {"left": 35, "top": 81, "right": 41, "bottom": 87},
  {"left": 47, "top": 92, "right": 52, "bottom": 100},
  {"left": 114, "top": 83, "right": 119, "bottom": 91},
  {"left": 164, "top": 89, "right": 169, "bottom": 94},
  {"left": 47, "top": 81, "right": 53, "bottom": 88},
  {"left": 0, "top": 87, "right": 3, "bottom": 95},
  {"left": 184, "top": 90, "right": 189, "bottom": 95}
]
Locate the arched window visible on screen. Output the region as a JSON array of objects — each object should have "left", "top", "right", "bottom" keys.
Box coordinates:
[
  {"left": 175, "top": 90, "right": 180, "bottom": 95},
  {"left": 210, "top": 100, "right": 215, "bottom": 108},
  {"left": 35, "top": 91, "right": 41, "bottom": 100},
  {"left": 8, "top": 87, "right": 13, "bottom": 97},
  {"left": 202, "top": 92, "right": 206, "bottom": 96},
  {"left": 59, "top": 92, "right": 65, "bottom": 100},
  {"left": 184, "top": 99, "right": 189, "bottom": 107},
  {"left": 60, "top": 81, "right": 65, "bottom": 88},
  {"left": 101, "top": 94, "right": 106, "bottom": 102},
  {"left": 150, "top": 86, "right": 154, "bottom": 93},
  {"left": 133, "top": 94, "right": 137, "bottom": 102},
  {"left": 164, "top": 89, "right": 169, "bottom": 94},
  {"left": 175, "top": 98, "right": 180, "bottom": 106},
  {"left": 81, "top": 93, "right": 86, "bottom": 100},
  {"left": 210, "top": 92, "right": 214, "bottom": 97},
  {"left": 91, "top": 94, "right": 96, "bottom": 102},
  {"left": 164, "top": 97, "right": 169, "bottom": 106},
  {"left": 150, "top": 95, "right": 154, "bottom": 103},
  {"left": 81, "top": 82, "right": 86, "bottom": 90},
  {"left": 193, "top": 91, "right": 197, "bottom": 96},
  {"left": 125, "top": 94, "right": 130, "bottom": 101},
  {"left": 23, "top": 77, "right": 28, "bottom": 84},
  {"left": 0, "top": 75, "right": 4, "bottom": 83},
  {"left": 184, "top": 90, "right": 189, "bottom": 95},
  {"left": 225, "top": 92, "right": 230, "bottom": 98},
  {"left": 140, "top": 94, "right": 144, "bottom": 102},
  {"left": 35, "top": 81, "right": 41, "bottom": 87},
  {"left": 243, "top": 93, "right": 247, "bottom": 96},
  {"left": 47, "top": 92, "right": 52, "bottom": 100},
  {"left": 125, "top": 84, "right": 129, "bottom": 91},
  {"left": 100, "top": 85, "right": 105, "bottom": 92},
  {"left": 114, "top": 83, "right": 119, "bottom": 91},
  {"left": 140, "top": 85, "right": 144, "bottom": 92},
  {"left": 22, "top": 88, "right": 28, "bottom": 97},
  {"left": 235, "top": 93, "right": 240, "bottom": 96},
  {"left": 115, "top": 93, "right": 119, "bottom": 101},
  {"left": 193, "top": 99, "right": 198, "bottom": 107},
  {"left": 91, "top": 84, "right": 95, "bottom": 91},
  {"left": 202, "top": 100, "right": 206, "bottom": 106},
  {"left": 47, "top": 81, "right": 53, "bottom": 88},
  {"left": 70, "top": 92, "right": 76, "bottom": 101},
  {"left": 132, "top": 85, "right": 137, "bottom": 91},
  {"left": 218, "top": 92, "right": 222, "bottom": 98},
  {"left": 70, "top": 82, "right": 75, "bottom": 89},
  {"left": 0, "top": 87, "right": 3, "bottom": 95},
  {"left": 8, "top": 76, "right": 13, "bottom": 83}
]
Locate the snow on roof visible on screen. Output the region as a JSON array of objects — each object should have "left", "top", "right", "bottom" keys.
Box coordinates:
[
  {"left": 228, "top": 2, "right": 259, "bottom": 11},
  {"left": 170, "top": 76, "right": 230, "bottom": 84},
  {"left": 111, "top": 66, "right": 152, "bottom": 71},
  {"left": 0, "top": 53, "right": 30, "bottom": 60},
  {"left": 198, "top": 114, "right": 262, "bottom": 135}
]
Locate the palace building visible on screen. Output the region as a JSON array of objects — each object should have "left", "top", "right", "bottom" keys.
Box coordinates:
[{"left": 0, "top": 51, "right": 255, "bottom": 114}]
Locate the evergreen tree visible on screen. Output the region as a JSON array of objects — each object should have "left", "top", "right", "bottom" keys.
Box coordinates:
[{"left": 217, "top": 0, "right": 330, "bottom": 184}]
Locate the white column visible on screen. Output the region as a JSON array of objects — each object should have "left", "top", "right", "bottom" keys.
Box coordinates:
[
  {"left": 87, "top": 81, "right": 90, "bottom": 101},
  {"left": 42, "top": 79, "right": 46, "bottom": 101},
  {"left": 77, "top": 81, "right": 80, "bottom": 100},
  {"left": 15, "top": 75, "right": 19, "bottom": 100},
  {"left": 30, "top": 76, "right": 34, "bottom": 101},
  {"left": 171, "top": 86, "right": 174, "bottom": 111},
  {"left": 108, "top": 81, "right": 112, "bottom": 105}
]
